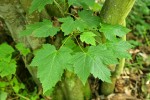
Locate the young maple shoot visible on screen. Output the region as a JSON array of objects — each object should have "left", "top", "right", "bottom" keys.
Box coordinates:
[{"left": 20, "top": 0, "right": 133, "bottom": 93}]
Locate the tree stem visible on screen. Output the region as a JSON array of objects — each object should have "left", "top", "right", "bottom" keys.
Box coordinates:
[{"left": 99, "top": 0, "right": 135, "bottom": 95}]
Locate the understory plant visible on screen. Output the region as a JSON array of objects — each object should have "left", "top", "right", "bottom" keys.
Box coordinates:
[
  {"left": 0, "top": 0, "right": 135, "bottom": 99},
  {"left": 127, "top": 0, "right": 150, "bottom": 46}
]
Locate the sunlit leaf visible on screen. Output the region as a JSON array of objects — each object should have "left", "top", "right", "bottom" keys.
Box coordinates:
[
  {"left": 30, "top": 44, "right": 72, "bottom": 93},
  {"left": 80, "top": 31, "right": 96, "bottom": 46},
  {"left": 15, "top": 43, "right": 30, "bottom": 56}
]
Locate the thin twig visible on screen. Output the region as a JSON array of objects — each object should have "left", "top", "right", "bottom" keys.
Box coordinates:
[{"left": 73, "top": 35, "right": 85, "bottom": 53}]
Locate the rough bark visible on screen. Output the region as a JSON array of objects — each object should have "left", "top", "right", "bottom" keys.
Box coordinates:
[{"left": 99, "top": 0, "right": 135, "bottom": 95}]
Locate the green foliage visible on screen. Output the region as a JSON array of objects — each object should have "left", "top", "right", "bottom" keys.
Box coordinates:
[
  {"left": 19, "top": 0, "right": 132, "bottom": 94},
  {"left": 0, "top": 91, "right": 7, "bottom": 100},
  {"left": 62, "top": 38, "right": 77, "bottom": 49},
  {"left": 15, "top": 43, "right": 30, "bottom": 56},
  {"left": 30, "top": 44, "right": 72, "bottom": 93},
  {"left": 0, "top": 43, "right": 14, "bottom": 58},
  {"left": 80, "top": 31, "right": 96, "bottom": 46},
  {"left": 58, "top": 17, "right": 84, "bottom": 35},
  {"left": 71, "top": 44, "right": 118, "bottom": 84},
  {"left": 78, "top": 10, "right": 100, "bottom": 28},
  {"left": 0, "top": 43, "right": 31, "bottom": 99},
  {"left": 68, "top": 0, "right": 103, "bottom": 11},
  {"left": 68, "top": 0, "right": 95, "bottom": 9},
  {"left": 127, "top": 0, "right": 150, "bottom": 47},
  {"left": 127, "top": 0, "right": 150, "bottom": 36},
  {"left": 92, "top": 3, "right": 103, "bottom": 12},
  {"left": 100, "top": 23, "right": 130, "bottom": 41},
  {"left": 10, "top": 77, "right": 25, "bottom": 94},
  {"left": 21, "top": 19, "right": 59, "bottom": 37},
  {"left": 71, "top": 52, "right": 92, "bottom": 84},
  {"left": 0, "top": 76, "right": 39, "bottom": 99},
  {"left": 106, "top": 40, "right": 132, "bottom": 59},
  {"left": 88, "top": 44, "right": 118, "bottom": 65},
  {"left": 0, "top": 60, "right": 16, "bottom": 77},
  {"left": 0, "top": 43, "right": 16, "bottom": 77},
  {"left": 0, "top": 43, "right": 32, "bottom": 99},
  {"left": 29, "top": 0, "right": 53, "bottom": 14},
  {"left": 58, "top": 10, "right": 100, "bottom": 35}
]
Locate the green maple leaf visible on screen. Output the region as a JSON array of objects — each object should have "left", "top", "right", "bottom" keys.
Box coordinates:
[
  {"left": 59, "top": 11, "right": 100, "bottom": 35},
  {"left": 21, "top": 19, "right": 59, "bottom": 37},
  {"left": 106, "top": 40, "right": 132, "bottom": 59},
  {"left": 29, "top": 0, "right": 53, "bottom": 14},
  {"left": 59, "top": 17, "right": 76, "bottom": 35},
  {"left": 80, "top": 31, "right": 96, "bottom": 46},
  {"left": 15, "top": 43, "right": 30, "bottom": 56},
  {"left": 30, "top": 44, "right": 72, "bottom": 93},
  {"left": 88, "top": 45, "right": 118, "bottom": 65},
  {"left": 90, "top": 55, "right": 111, "bottom": 83},
  {"left": 0, "top": 43, "right": 14, "bottom": 60},
  {"left": 0, "top": 60, "right": 16, "bottom": 77},
  {"left": 59, "top": 17, "right": 86, "bottom": 35},
  {"left": 78, "top": 10, "right": 100, "bottom": 28},
  {"left": 100, "top": 23, "right": 130, "bottom": 40},
  {"left": 75, "top": 19, "right": 87, "bottom": 32},
  {"left": 71, "top": 52, "right": 92, "bottom": 84},
  {"left": 71, "top": 45, "right": 114, "bottom": 84}
]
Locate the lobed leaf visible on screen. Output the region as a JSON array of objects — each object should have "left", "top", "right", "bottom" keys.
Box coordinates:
[
  {"left": 21, "top": 19, "right": 59, "bottom": 37},
  {"left": 59, "top": 17, "right": 86, "bottom": 35},
  {"left": 0, "top": 43, "right": 16, "bottom": 77},
  {"left": 71, "top": 52, "right": 92, "bottom": 84},
  {"left": 106, "top": 40, "right": 133, "bottom": 59},
  {"left": 0, "top": 60, "right": 16, "bottom": 77},
  {"left": 78, "top": 10, "right": 100, "bottom": 29},
  {"left": 15, "top": 43, "right": 30, "bottom": 56},
  {"left": 59, "top": 10, "right": 100, "bottom": 35},
  {"left": 80, "top": 31, "right": 96, "bottom": 46},
  {"left": 30, "top": 44, "right": 72, "bottom": 93},
  {"left": 71, "top": 45, "right": 115, "bottom": 84},
  {"left": 100, "top": 23, "right": 130, "bottom": 40},
  {"left": 88, "top": 45, "right": 118, "bottom": 65},
  {"left": 90, "top": 55, "right": 111, "bottom": 83},
  {"left": 29, "top": 0, "right": 53, "bottom": 14},
  {"left": 0, "top": 43, "right": 14, "bottom": 59}
]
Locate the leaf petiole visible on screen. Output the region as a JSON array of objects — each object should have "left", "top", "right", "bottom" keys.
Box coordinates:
[{"left": 73, "top": 35, "right": 86, "bottom": 53}]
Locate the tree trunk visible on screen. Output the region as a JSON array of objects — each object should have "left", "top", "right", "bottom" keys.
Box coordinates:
[{"left": 99, "top": 0, "right": 135, "bottom": 95}]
